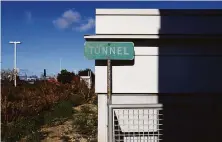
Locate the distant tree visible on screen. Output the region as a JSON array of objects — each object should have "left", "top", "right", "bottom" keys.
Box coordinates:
[{"left": 57, "top": 69, "right": 76, "bottom": 84}]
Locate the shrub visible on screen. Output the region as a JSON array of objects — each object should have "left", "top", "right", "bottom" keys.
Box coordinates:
[
  {"left": 1, "top": 116, "right": 41, "bottom": 142},
  {"left": 1, "top": 75, "right": 97, "bottom": 141},
  {"left": 69, "top": 94, "right": 85, "bottom": 106},
  {"left": 1, "top": 100, "right": 74, "bottom": 142},
  {"left": 1, "top": 81, "right": 72, "bottom": 123},
  {"left": 44, "top": 100, "right": 73, "bottom": 126}
]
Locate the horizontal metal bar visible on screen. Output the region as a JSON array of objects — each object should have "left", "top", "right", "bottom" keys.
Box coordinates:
[
  {"left": 114, "top": 113, "right": 164, "bottom": 115},
  {"left": 115, "top": 140, "right": 162, "bottom": 142},
  {"left": 114, "top": 125, "right": 163, "bottom": 127},
  {"left": 109, "top": 104, "right": 163, "bottom": 109},
  {"left": 114, "top": 131, "right": 163, "bottom": 133},
  {"left": 114, "top": 119, "right": 163, "bottom": 121},
  {"left": 114, "top": 129, "right": 163, "bottom": 131},
  {"left": 116, "top": 134, "right": 162, "bottom": 137}
]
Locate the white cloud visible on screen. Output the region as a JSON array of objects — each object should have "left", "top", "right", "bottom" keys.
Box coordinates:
[
  {"left": 53, "top": 9, "right": 95, "bottom": 32},
  {"left": 63, "top": 10, "right": 81, "bottom": 22},
  {"left": 53, "top": 18, "right": 70, "bottom": 29},
  {"left": 53, "top": 9, "right": 81, "bottom": 30},
  {"left": 25, "top": 11, "right": 32, "bottom": 23},
  {"left": 75, "top": 18, "right": 95, "bottom": 32}
]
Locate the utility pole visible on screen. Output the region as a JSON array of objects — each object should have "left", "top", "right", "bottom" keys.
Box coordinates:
[
  {"left": 9, "top": 41, "right": 21, "bottom": 87},
  {"left": 59, "top": 58, "right": 62, "bottom": 73}
]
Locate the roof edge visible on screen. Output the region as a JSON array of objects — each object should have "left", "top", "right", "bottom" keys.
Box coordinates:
[
  {"left": 96, "top": 9, "right": 222, "bottom": 16},
  {"left": 96, "top": 9, "right": 159, "bottom": 15}
]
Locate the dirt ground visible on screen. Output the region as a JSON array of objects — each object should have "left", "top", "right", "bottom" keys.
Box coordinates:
[
  {"left": 40, "top": 105, "right": 97, "bottom": 142},
  {"left": 40, "top": 120, "right": 88, "bottom": 142},
  {"left": 19, "top": 105, "right": 97, "bottom": 142}
]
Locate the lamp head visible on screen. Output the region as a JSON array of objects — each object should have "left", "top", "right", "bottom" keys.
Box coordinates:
[{"left": 9, "top": 41, "right": 21, "bottom": 44}]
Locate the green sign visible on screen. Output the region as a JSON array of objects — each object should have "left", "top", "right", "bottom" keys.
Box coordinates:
[{"left": 84, "top": 42, "right": 134, "bottom": 60}]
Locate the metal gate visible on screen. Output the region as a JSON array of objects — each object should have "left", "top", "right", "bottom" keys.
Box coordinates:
[{"left": 108, "top": 104, "right": 163, "bottom": 142}]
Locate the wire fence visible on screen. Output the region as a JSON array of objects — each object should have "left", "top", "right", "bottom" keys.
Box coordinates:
[{"left": 109, "top": 104, "right": 163, "bottom": 142}]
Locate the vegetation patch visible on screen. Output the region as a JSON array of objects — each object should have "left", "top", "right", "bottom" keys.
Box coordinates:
[{"left": 1, "top": 69, "right": 97, "bottom": 142}]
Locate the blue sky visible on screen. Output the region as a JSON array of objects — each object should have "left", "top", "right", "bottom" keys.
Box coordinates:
[{"left": 2, "top": 1, "right": 222, "bottom": 76}]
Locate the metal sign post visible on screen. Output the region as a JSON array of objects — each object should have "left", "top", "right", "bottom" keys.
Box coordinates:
[
  {"left": 107, "top": 59, "right": 112, "bottom": 105},
  {"left": 107, "top": 59, "right": 111, "bottom": 141},
  {"left": 84, "top": 41, "right": 134, "bottom": 142}
]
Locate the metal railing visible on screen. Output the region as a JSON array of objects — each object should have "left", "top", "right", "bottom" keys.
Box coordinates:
[{"left": 108, "top": 104, "right": 163, "bottom": 142}]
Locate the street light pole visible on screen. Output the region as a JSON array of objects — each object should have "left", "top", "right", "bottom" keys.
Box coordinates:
[
  {"left": 60, "top": 58, "right": 62, "bottom": 72},
  {"left": 9, "top": 41, "right": 21, "bottom": 87}
]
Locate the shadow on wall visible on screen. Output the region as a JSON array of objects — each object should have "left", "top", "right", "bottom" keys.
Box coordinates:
[
  {"left": 158, "top": 10, "right": 222, "bottom": 142},
  {"left": 158, "top": 9, "right": 222, "bottom": 93}
]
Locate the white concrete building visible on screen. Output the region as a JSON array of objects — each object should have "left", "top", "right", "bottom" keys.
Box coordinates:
[
  {"left": 85, "top": 9, "right": 222, "bottom": 142},
  {"left": 80, "top": 75, "right": 92, "bottom": 89},
  {"left": 85, "top": 9, "right": 160, "bottom": 142}
]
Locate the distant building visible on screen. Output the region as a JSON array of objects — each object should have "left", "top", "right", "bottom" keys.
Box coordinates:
[
  {"left": 19, "top": 75, "right": 27, "bottom": 81},
  {"left": 80, "top": 75, "right": 92, "bottom": 89},
  {"left": 18, "top": 75, "right": 38, "bottom": 84}
]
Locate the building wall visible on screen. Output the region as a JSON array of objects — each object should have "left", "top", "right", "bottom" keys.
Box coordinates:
[
  {"left": 95, "top": 47, "right": 158, "bottom": 93},
  {"left": 95, "top": 9, "right": 222, "bottom": 94},
  {"left": 96, "top": 9, "right": 160, "bottom": 35},
  {"left": 95, "top": 9, "right": 160, "bottom": 94},
  {"left": 159, "top": 43, "right": 222, "bottom": 93},
  {"left": 95, "top": 9, "right": 160, "bottom": 142},
  {"left": 94, "top": 9, "right": 222, "bottom": 142}
]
